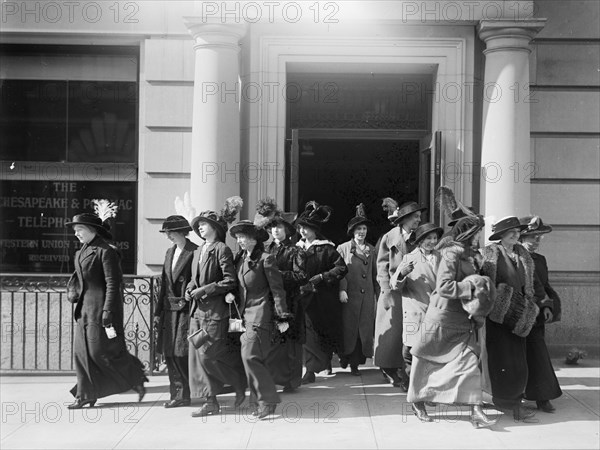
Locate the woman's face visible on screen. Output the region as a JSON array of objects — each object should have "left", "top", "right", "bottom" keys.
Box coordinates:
[
  {"left": 401, "top": 211, "right": 421, "bottom": 231},
  {"left": 470, "top": 229, "right": 482, "bottom": 250},
  {"left": 271, "top": 224, "right": 287, "bottom": 242},
  {"left": 165, "top": 230, "right": 186, "bottom": 245},
  {"left": 298, "top": 225, "right": 316, "bottom": 241},
  {"left": 197, "top": 221, "right": 216, "bottom": 240},
  {"left": 73, "top": 224, "right": 97, "bottom": 244},
  {"left": 521, "top": 234, "right": 543, "bottom": 252},
  {"left": 236, "top": 233, "right": 257, "bottom": 252},
  {"left": 419, "top": 232, "right": 439, "bottom": 252},
  {"left": 500, "top": 228, "right": 521, "bottom": 247},
  {"left": 353, "top": 224, "right": 368, "bottom": 241}
]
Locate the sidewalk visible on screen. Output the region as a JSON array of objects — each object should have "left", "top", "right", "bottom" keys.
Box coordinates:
[{"left": 1, "top": 358, "right": 598, "bottom": 449}]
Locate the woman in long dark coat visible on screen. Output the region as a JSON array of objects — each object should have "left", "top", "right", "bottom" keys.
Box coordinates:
[
  {"left": 295, "top": 201, "right": 348, "bottom": 384},
  {"left": 374, "top": 201, "right": 425, "bottom": 390},
  {"left": 519, "top": 216, "right": 562, "bottom": 413},
  {"left": 409, "top": 216, "right": 498, "bottom": 428},
  {"left": 153, "top": 215, "right": 198, "bottom": 408},
  {"left": 230, "top": 220, "right": 292, "bottom": 419},
  {"left": 336, "top": 204, "right": 378, "bottom": 376},
  {"left": 255, "top": 199, "right": 308, "bottom": 392},
  {"left": 482, "top": 216, "right": 542, "bottom": 422},
  {"left": 186, "top": 201, "right": 247, "bottom": 418},
  {"left": 66, "top": 212, "right": 147, "bottom": 408}
]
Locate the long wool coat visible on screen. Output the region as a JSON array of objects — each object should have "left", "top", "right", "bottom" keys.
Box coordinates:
[
  {"left": 297, "top": 239, "right": 348, "bottom": 355},
  {"left": 531, "top": 252, "right": 562, "bottom": 322},
  {"left": 337, "top": 240, "right": 377, "bottom": 358},
  {"left": 374, "top": 226, "right": 415, "bottom": 367},
  {"left": 155, "top": 239, "right": 198, "bottom": 357},
  {"left": 69, "top": 235, "right": 146, "bottom": 400},
  {"left": 391, "top": 247, "right": 440, "bottom": 348}
]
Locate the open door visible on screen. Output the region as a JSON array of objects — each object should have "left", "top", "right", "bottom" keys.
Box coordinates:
[{"left": 419, "top": 131, "right": 443, "bottom": 225}]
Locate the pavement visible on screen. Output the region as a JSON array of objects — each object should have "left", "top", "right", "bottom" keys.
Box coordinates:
[{"left": 1, "top": 358, "right": 598, "bottom": 449}]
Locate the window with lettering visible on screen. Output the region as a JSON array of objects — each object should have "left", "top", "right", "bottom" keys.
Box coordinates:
[{"left": 0, "top": 45, "right": 138, "bottom": 274}]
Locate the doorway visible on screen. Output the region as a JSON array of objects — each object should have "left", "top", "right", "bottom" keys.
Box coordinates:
[{"left": 287, "top": 130, "right": 431, "bottom": 245}]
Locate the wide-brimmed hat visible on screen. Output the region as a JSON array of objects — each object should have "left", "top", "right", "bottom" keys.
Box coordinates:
[
  {"left": 392, "top": 201, "right": 427, "bottom": 225},
  {"left": 160, "top": 215, "right": 192, "bottom": 233},
  {"left": 295, "top": 201, "right": 332, "bottom": 232},
  {"left": 451, "top": 215, "right": 485, "bottom": 243},
  {"left": 229, "top": 219, "right": 270, "bottom": 242},
  {"left": 347, "top": 203, "right": 372, "bottom": 236},
  {"left": 191, "top": 196, "right": 243, "bottom": 242},
  {"left": 519, "top": 216, "right": 553, "bottom": 236},
  {"left": 66, "top": 213, "right": 112, "bottom": 239},
  {"left": 254, "top": 197, "right": 296, "bottom": 237},
  {"left": 412, "top": 222, "right": 443, "bottom": 246},
  {"left": 489, "top": 216, "right": 529, "bottom": 241}
]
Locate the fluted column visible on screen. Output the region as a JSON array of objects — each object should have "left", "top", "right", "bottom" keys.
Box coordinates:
[
  {"left": 184, "top": 19, "right": 246, "bottom": 211},
  {"left": 477, "top": 19, "right": 545, "bottom": 232}
]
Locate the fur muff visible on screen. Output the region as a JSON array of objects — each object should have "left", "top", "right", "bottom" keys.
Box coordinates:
[{"left": 482, "top": 243, "right": 539, "bottom": 337}]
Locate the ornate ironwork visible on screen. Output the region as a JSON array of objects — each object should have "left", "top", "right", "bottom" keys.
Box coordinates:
[{"left": 0, "top": 274, "right": 160, "bottom": 374}]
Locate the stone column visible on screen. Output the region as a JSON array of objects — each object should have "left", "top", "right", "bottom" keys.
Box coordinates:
[
  {"left": 477, "top": 19, "right": 545, "bottom": 234},
  {"left": 184, "top": 19, "right": 246, "bottom": 211}
]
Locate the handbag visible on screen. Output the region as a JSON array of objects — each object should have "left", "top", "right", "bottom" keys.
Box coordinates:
[
  {"left": 187, "top": 325, "right": 210, "bottom": 349},
  {"left": 166, "top": 296, "right": 188, "bottom": 311},
  {"left": 66, "top": 272, "right": 80, "bottom": 303},
  {"left": 228, "top": 301, "right": 246, "bottom": 333}
]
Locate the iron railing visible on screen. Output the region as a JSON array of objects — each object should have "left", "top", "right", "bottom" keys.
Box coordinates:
[{"left": 0, "top": 274, "right": 161, "bottom": 374}]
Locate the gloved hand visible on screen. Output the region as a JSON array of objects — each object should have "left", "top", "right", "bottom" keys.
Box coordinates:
[
  {"left": 277, "top": 322, "right": 290, "bottom": 333},
  {"left": 339, "top": 291, "right": 348, "bottom": 303},
  {"left": 225, "top": 293, "right": 235, "bottom": 304},
  {"left": 398, "top": 260, "right": 415, "bottom": 277},
  {"left": 153, "top": 315, "right": 160, "bottom": 330},
  {"left": 543, "top": 307, "right": 553, "bottom": 323},
  {"left": 309, "top": 274, "right": 324, "bottom": 285},
  {"left": 102, "top": 310, "right": 113, "bottom": 327}
]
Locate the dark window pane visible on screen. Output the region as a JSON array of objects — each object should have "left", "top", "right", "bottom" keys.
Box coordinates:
[
  {"left": 0, "top": 80, "right": 67, "bottom": 161},
  {"left": 67, "top": 81, "right": 137, "bottom": 163}
]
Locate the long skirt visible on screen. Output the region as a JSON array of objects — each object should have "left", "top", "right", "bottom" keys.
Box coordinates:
[
  {"left": 373, "top": 289, "right": 405, "bottom": 368},
  {"left": 407, "top": 345, "right": 482, "bottom": 405},
  {"left": 71, "top": 320, "right": 146, "bottom": 400},
  {"left": 524, "top": 324, "right": 562, "bottom": 401},
  {"left": 241, "top": 325, "right": 280, "bottom": 406},
  {"left": 266, "top": 339, "right": 303, "bottom": 389},
  {"left": 485, "top": 318, "right": 528, "bottom": 408},
  {"left": 303, "top": 315, "right": 332, "bottom": 373},
  {"left": 188, "top": 317, "right": 246, "bottom": 399}
]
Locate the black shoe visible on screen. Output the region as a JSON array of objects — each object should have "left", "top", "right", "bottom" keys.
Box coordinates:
[
  {"left": 253, "top": 404, "right": 277, "bottom": 420},
  {"left": 234, "top": 391, "right": 246, "bottom": 408},
  {"left": 164, "top": 399, "right": 190, "bottom": 408},
  {"left": 350, "top": 365, "right": 360, "bottom": 376},
  {"left": 536, "top": 400, "right": 555, "bottom": 413},
  {"left": 339, "top": 357, "right": 349, "bottom": 369},
  {"left": 133, "top": 384, "right": 146, "bottom": 402},
  {"left": 511, "top": 405, "right": 537, "bottom": 421},
  {"left": 301, "top": 371, "right": 316, "bottom": 385},
  {"left": 412, "top": 403, "right": 433, "bottom": 422},
  {"left": 67, "top": 398, "right": 96, "bottom": 409},
  {"left": 470, "top": 405, "right": 498, "bottom": 429},
  {"left": 191, "top": 402, "right": 220, "bottom": 417},
  {"left": 326, "top": 361, "right": 333, "bottom": 375},
  {"left": 282, "top": 384, "right": 296, "bottom": 393}
]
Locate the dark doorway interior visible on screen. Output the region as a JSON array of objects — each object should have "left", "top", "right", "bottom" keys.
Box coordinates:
[{"left": 297, "top": 139, "right": 421, "bottom": 246}]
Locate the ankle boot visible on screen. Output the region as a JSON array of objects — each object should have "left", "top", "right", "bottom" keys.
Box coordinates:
[
  {"left": 412, "top": 402, "right": 433, "bottom": 422},
  {"left": 470, "top": 405, "right": 498, "bottom": 429}
]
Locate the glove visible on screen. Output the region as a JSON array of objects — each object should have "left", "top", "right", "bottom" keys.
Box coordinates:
[
  {"left": 225, "top": 293, "right": 235, "bottom": 304},
  {"left": 309, "top": 274, "right": 324, "bottom": 285},
  {"left": 184, "top": 290, "right": 193, "bottom": 302},
  {"left": 398, "top": 260, "right": 415, "bottom": 277},
  {"left": 153, "top": 316, "right": 161, "bottom": 329},
  {"left": 339, "top": 291, "right": 348, "bottom": 303},
  {"left": 277, "top": 322, "right": 290, "bottom": 333},
  {"left": 102, "top": 310, "right": 113, "bottom": 327}
]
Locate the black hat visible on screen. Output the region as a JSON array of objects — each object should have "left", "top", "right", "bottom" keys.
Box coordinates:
[
  {"left": 392, "top": 201, "right": 427, "bottom": 225},
  {"left": 412, "top": 222, "right": 443, "bottom": 246},
  {"left": 191, "top": 196, "right": 243, "bottom": 242},
  {"left": 347, "top": 203, "right": 372, "bottom": 236},
  {"left": 295, "top": 201, "right": 332, "bottom": 232},
  {"left": 489, "top": 216, "right": 529, "bottom": 241},
  {"left": 519, "top": 216, "right": 553, "bottom": 236},
  {"left": 448, "top": 206, "right": 477, "bottom": 227},
  {"left": 451, "top": 215, "right": 485, "bottom": 243},
  {"left": 65, "top": 213, "right": 112, "bottom": 239},
  {"left": 254, "top": 197, "right": 296, "bottom": 237},
  {"left": 229, "top": 219, "right": 270, "bottom": 242},
  {"left": 160, "top": 215, "right": 192, "bottom": 233}
]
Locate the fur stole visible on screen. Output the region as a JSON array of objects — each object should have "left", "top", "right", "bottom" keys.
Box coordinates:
[{"left": 482, "top": 242, "right": 538, "bottom": 337}]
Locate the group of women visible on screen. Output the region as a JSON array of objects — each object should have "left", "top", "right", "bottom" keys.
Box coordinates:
[{"left": 65, "top": 188, "right": 562, "bottom": 427}]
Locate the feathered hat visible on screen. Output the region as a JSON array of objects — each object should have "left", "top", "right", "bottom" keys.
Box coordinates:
[
  {"left": 65, "top": 199, "right": 117, "bottom": 240},
  {"left": 229, "top": 219, "right": 270, "bottom": 242},
  {"left": 435, "top": 186, "right": 484, "bottom": 243},
  {"left": 191, "top": 196, "right": 243, "bottom": 242},
  {"left": 253, "top": 197, "right": 296, "bottom": 237},
  {"left": 295, "top": 201, "right": 332, "bottom": 232},
  {"left": 347, "top": 203, "right": 371, "bottom": 236},
  {"left": 381, "top": 197, "right": 399, "bottom": 223},
  {"left": 519, "top": 215, "right": 553, "bottom": 236}
]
